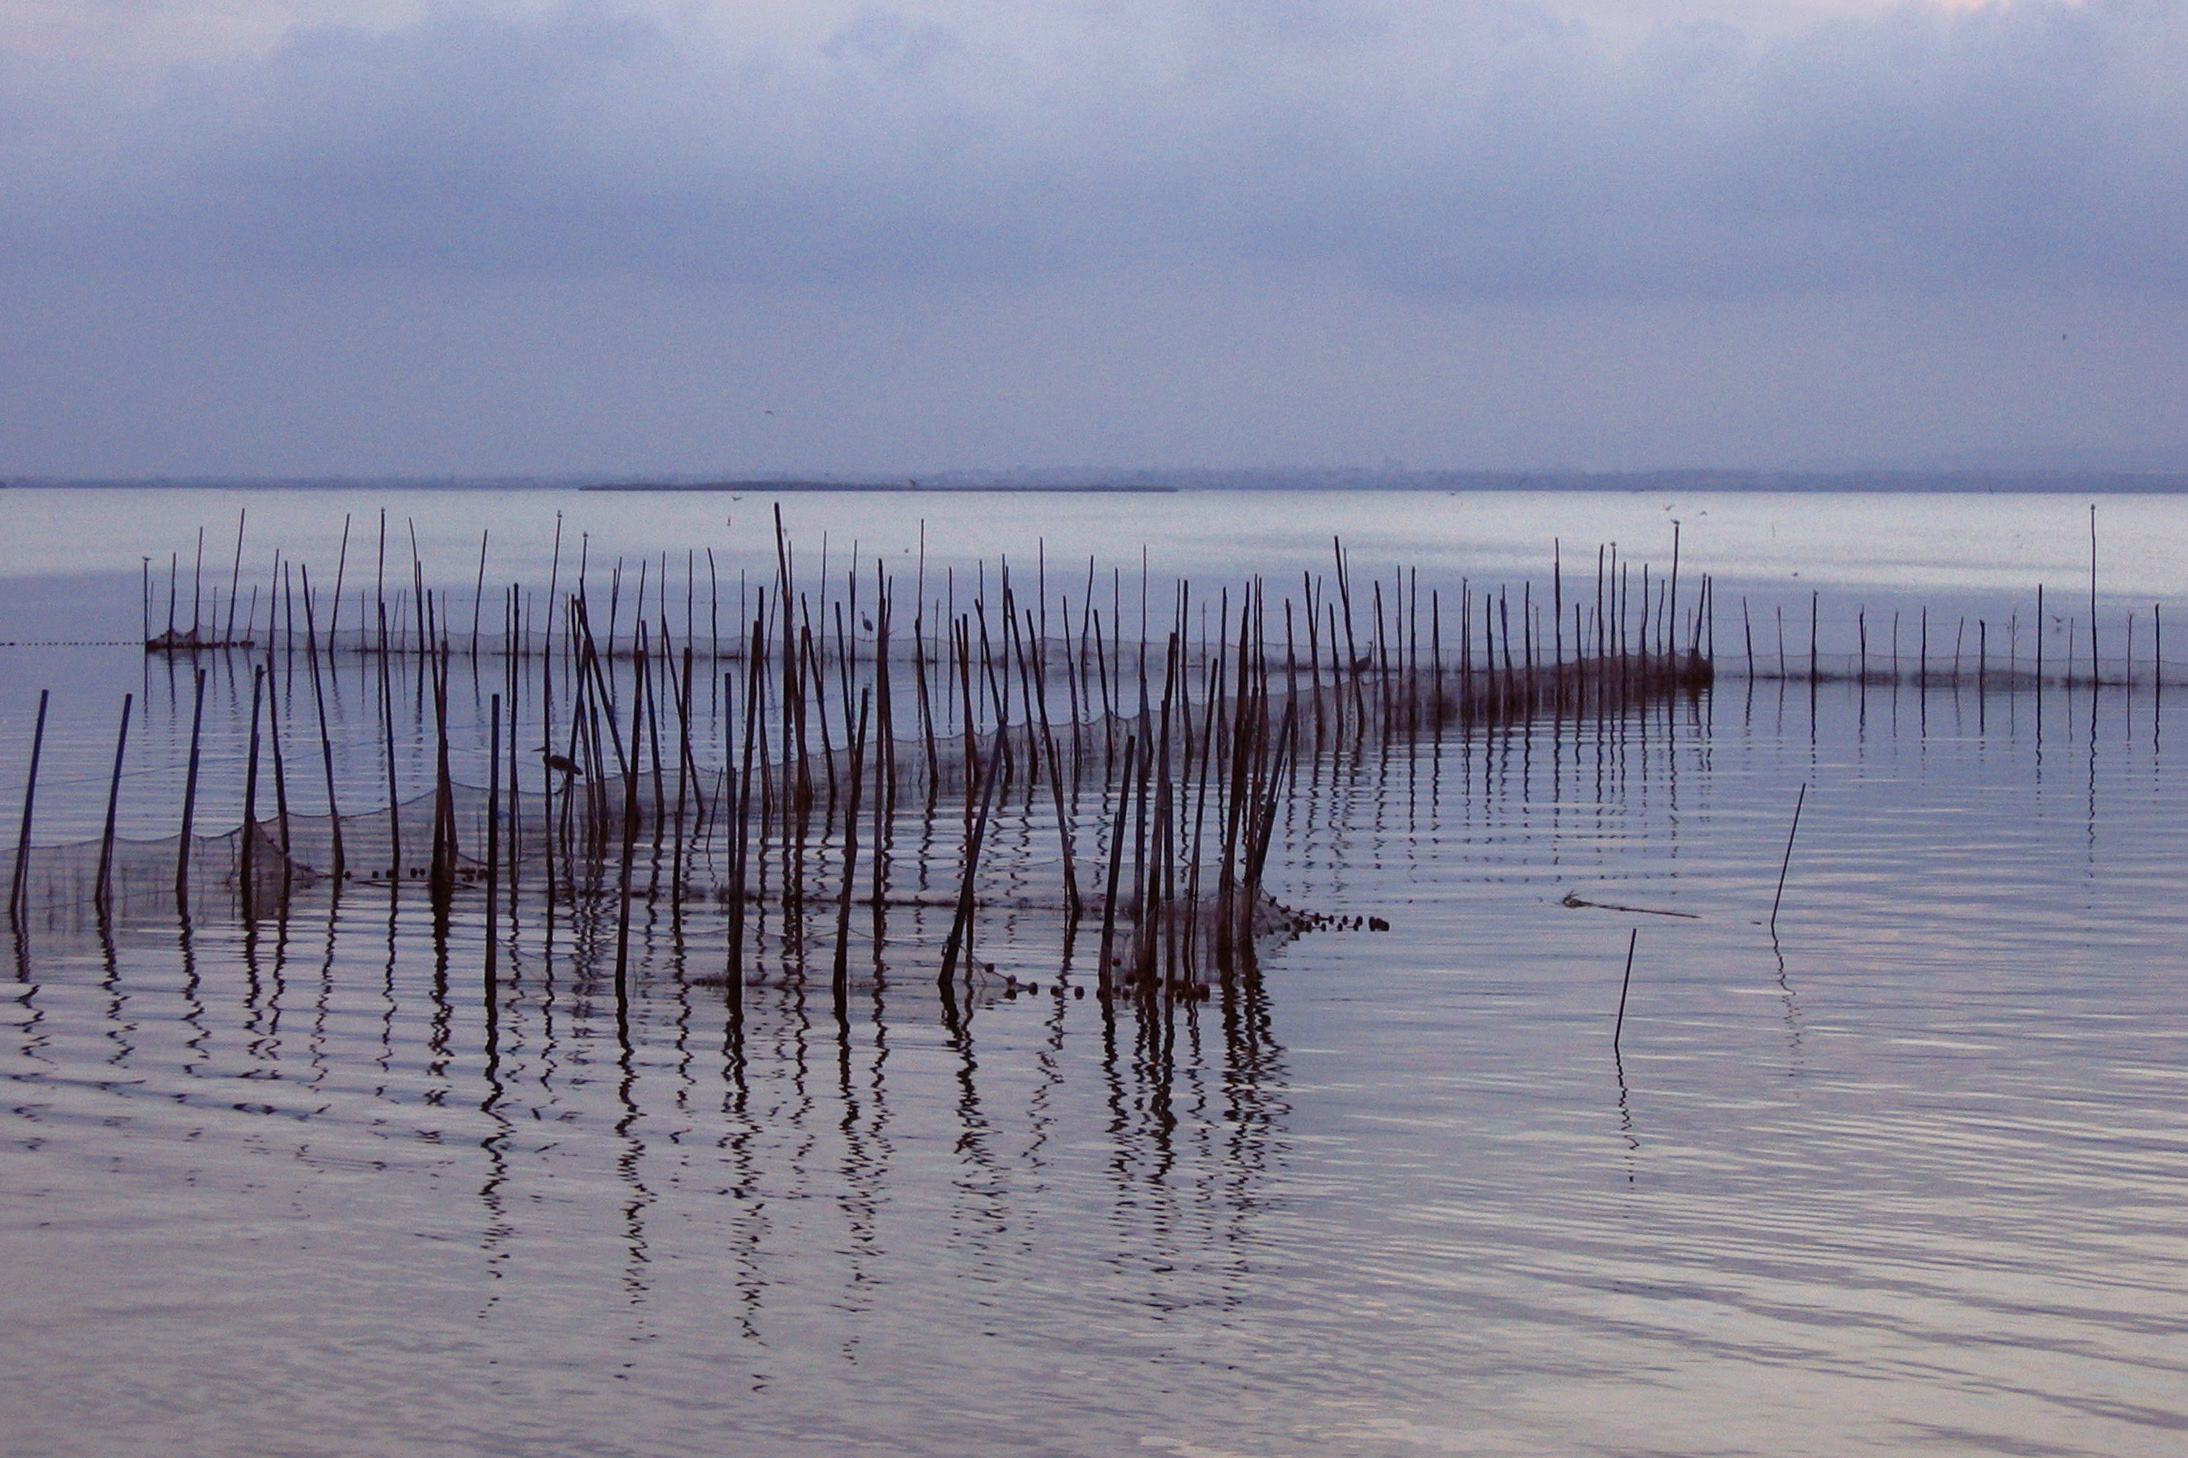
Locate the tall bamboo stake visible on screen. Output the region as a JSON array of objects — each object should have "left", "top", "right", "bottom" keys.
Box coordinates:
[
  {"left": 241, "top": 666, "right": 265, "bottom": 922},
  {"left": 95, "top": 694, "right": 133, "bottom": 911},
  {"left": 9, "top": 690, "right": 50, "bottom": 920},
  {"left": 175, "top": 670, "right": 208, "bottom": 910}
]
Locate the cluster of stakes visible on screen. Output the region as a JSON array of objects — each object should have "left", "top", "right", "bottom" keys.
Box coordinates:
[{"left": 10, "top": 509, "right": 1715, "bottom": 1017}]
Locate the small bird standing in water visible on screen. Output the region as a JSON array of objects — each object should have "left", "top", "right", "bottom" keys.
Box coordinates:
[{"left": 537, "top": 747, "right": 583, "bottom": 779}]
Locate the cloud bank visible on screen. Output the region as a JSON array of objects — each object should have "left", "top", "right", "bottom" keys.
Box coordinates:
[{"left": 7, "top": 0, "right": 2188, "bottom": 298}]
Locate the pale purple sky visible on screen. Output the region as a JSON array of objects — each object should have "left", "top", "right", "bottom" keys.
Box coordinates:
[{"left": 4, "top": 0, "right": 2186, "bottom": 477}]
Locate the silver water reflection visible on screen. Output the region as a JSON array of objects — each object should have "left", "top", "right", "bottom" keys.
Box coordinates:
[{"left": 7, "top": 678, "right": 2187, "bottom": 1457}]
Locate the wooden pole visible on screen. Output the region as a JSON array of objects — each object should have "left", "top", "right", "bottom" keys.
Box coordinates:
[
  {"left": 471, "top": 529, "right": 490, "bottom": 657},
  {"left": 939, "top": 728, "right": 1005, "bottom": 987},
  {"left": 614, "top": 647, "right": 646, "bottom": 989},
  {"left": 1771, "top": 783, "right": 1807, "bottom": 932},
  {"left": 300, "top": 571, "right": 345, "bottom": 881},
  {"left": 486, "top": 693, "right": 501, "bottom": 977},
  {"left": 95, "top": 694, "right": 133, "bottom": 911},
  {"left": 832, "top": 688, "right": 871, "bottom": 1013},
  {"left": 1097, "top": 734, "right": 1136, "bottom": 995},
  {"left": 1612, "top": 927, "right": 1638, "bottom": 1054},
  {"left": 2090, "top": 503, "right": 2100, "bottom": 679},
  {"left": 9, "top": 690, "right": 50, "bottom": 920},
  {"left": 241, "top": 666, "right": 265, "bottom": 922},
  {"left": 175, "top": 669, "right": 208, "bottom": 909}
]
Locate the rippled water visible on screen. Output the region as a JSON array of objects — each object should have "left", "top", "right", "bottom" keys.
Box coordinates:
[
  {"left": 6, "top": 672, "right": 2185, "bottom": 1457},
  {"left": 3, "top": 489, "right": 2186, "bottom": 1456}
]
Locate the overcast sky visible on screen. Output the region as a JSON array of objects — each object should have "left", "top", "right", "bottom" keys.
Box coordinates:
[{"left": 3, "top": 0, "right": 2185, "bottom": 476}]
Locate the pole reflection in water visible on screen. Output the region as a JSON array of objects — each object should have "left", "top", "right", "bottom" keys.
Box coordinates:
[{"left": 4, "top": 679, "right": 2187, "bottom": 1458}]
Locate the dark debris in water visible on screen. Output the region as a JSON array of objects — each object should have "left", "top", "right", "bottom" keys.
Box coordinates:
[
  {"left": 1289, "top": 908, "right": 1391, "bottom": 933},
  {"left": 1560, "top": 889, "right": 1698, "bottom": 919}
]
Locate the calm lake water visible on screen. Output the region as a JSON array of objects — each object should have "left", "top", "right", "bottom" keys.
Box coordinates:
[{"left": 3, "top": 489, "right": 2185, "bottom": 1456}]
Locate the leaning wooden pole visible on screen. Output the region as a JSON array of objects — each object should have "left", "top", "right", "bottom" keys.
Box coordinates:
[
  {"left": 175, "top": 669, "right": 208, "bottom": 911},
  {"left": 1097, "top": 734, "right": 1137, "bottom": 994},
  {"left": 94, "top": 694, "right": 134, "bottom": 913},
  {"left": 300, "top": 570, "right": 346, "bottom": 882},
  {"left": 939, "top": 728, "right": 1005, "bottom": 989},
  {"left": 9, "top": 690, "right": 50, "bottom": 921}
]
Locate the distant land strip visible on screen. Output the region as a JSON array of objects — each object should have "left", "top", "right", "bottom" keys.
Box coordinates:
[
  {"left": 580, "top": 481, "right": 1178, "bottom": 494},
  {"left": 14, "top": 470, "right": 2188, "bottom": 493}
]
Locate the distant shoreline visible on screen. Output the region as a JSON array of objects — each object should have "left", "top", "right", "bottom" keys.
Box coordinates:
[
  {"left": 9, "top": 472, "right": 2188, "bottom": 494},
  {"left": 578, "top": 482, "right": 1179, "bottom": 494}
]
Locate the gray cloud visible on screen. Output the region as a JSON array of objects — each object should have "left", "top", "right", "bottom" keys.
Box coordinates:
[{"left": 6, "top": 0, "right": 2188, "bottom": 297}]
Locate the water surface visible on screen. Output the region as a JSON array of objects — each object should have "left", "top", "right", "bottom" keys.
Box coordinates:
[{"left": 2, "top": 491, "right": 2184, "bottom": 1456}]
